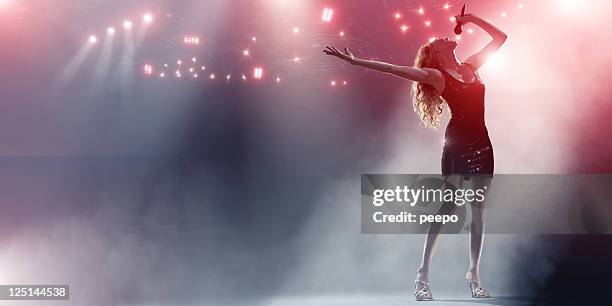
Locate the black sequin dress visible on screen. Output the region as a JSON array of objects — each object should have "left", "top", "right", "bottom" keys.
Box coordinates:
[{"left": 439, "top": 63, "right": 494, "bottom": 178}]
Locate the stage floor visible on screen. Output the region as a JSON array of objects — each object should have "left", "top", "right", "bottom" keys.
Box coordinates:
[{"left": 206, "top": 294, "right": 536, "bottom": 306}]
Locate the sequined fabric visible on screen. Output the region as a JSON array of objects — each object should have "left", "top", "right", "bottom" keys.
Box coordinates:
[{"left": 439, "top": 63, "right": 494, "bottom": 177}]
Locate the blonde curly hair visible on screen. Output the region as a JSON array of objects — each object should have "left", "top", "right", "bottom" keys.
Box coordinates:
[{"left": 412, "top": 42, "right": 447, "bottom": 129}]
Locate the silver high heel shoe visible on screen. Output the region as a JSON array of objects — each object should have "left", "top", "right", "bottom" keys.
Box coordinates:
[
  {"left": 467, "top": 279, "right": 490, "bottom": 298},
  {"left": 414, "top": 279, "right": 433, "bottom": 301}
]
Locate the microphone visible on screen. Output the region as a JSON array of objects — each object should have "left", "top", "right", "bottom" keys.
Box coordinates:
[{"left": 454, "top": 4, "right": 466, "bottom": 35}]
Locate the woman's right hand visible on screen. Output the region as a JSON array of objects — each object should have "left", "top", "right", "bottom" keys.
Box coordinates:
[{"left": 324, "top": 46, "right": 357, "bottom": 65}]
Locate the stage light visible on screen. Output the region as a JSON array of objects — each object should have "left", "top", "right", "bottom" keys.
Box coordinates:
[
  {"left": 242, "top": 74, "right": 247, "bottom": 80},
  {"left": 253, "top": 67, "right": 263, "bottom": 79},
  {"left": 330, "top": 80, "right": 336, "bottom": 87},
  {"left": 160, "top": 72, "right": 165, "bottom": 78},
  {"left": 163, "top": 63, "right": 168, "bottom": 67},
  {"left": 201, "top": 66, "right": 206, "bottom": 70},
  {"left": 424, "top": 20, "right": 431, "bottom": 27},
  {"left": 400, "top": 24, "right": 409, "bottom": 33},
  {"left": 183, "top": 36, "right": 201, "bottom": 46},
  {"left": 276, "top": 77, "right": 281, "bottom": 83},
  {"left": 518, "top": 3, "right": 524, "bottom": 9},
  {"left": 418, "top": 7, "right": 424, "bottom": 15},
  {"left": 293, "top": 27, "right": 300, "bottom": 34},
  {"left": 143, "top": 13, "right": 153, "bottom": 24},
  {"left": 322, "top": 7, "right": 334, "bottom": 23},
  {"left": 501, "top": 12, "right": 507, "bottom": 18},
  {"left": 210, "top": 73, "right": 215, "bottom": 79},
  {"left": 88, "top": 35, "right": 98, "bottom": 44},
  {"left": 193, "top": 73, "right": 199, "bottom": 78},
  {"left": 177, "top": 60, "right": 182, "bottom": 65},
  {"left": 107, "top": 27, "right": 116, "bottom": 35},
  {"left": 444, "top": 3, "right": 451, "bottom": 10},
  {"left": 175, "top": 70, "right": 181, "bottom": 78},
  {"left": 342, "top": 80, "right": 348, "bottom": 85},
  {"left": 226, "top": 74, "right": 231, "bottom": 81},
  {"left": 123, "top": 20, "right": 133, "bottom": 29},
  {"left": 189, "top": 67, "right": 194, "bottom": 73},
  {"left": 339, "top": 31, "right": 345, "bottom": 37},
  {"left": 252, "top": 36, "right": 257, "bottom": 42},
  {"left": 243, "top": 49, "right": 250, "bottom": 56},
  {"left": 293, "top": 56, "right": 301, "bottom": 62},
  {"left": 192, "top": 57, "right": 197, "bottom": 63},
  {"left": 394, "top": 12, "right": 401, "bottom": 19},
  {"left": 143, "top": 64, "right": 153, "bottom": 75}
]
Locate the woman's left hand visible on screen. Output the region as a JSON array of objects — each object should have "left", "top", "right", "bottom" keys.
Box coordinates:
[{"left": 455, "top": 13, "right": 478, "bottom": 24}]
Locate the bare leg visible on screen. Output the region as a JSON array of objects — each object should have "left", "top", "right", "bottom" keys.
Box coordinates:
[
  {"left": 416, "top": 175, "right": 463, "bottom": 284},
  {"left": 466, "top": 176, "right": 492, "bottom": 297}
]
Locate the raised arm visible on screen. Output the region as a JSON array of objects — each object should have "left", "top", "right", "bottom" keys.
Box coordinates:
[
  {"left": 458, "top": 14, "right": 507, "bottom": 70},
  {"left": 323, "top": 46, "right": 444, "bottom": 92}
]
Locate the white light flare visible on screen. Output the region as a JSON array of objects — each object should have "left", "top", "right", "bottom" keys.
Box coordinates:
[
  {"left": 322, "top": 7, "right": 334, "bottom": 23},
  {"left": 253, "top": 67, "right": 263, "bottom": 79},
  {"left": 143, "top": 64, "right": 153, "bottom": 76},
  {"left": 183, "top": 36, "right": 201, "bottom": 46},
  {"left": 107, "top": 27, "right": 116, "bottom": 35},
  {"left": 400, "top": 24, "right": 409, "bottom": 33},
  {"left": 123, "top": 20, "right": 133, "bottom": 29},
  {"left": 143, "top": 13, "right": 153, "bottom": 24},
  {"left": 88, "top": 35, "right": 98, "bottom": 44},
  {"left": 418, "top": 7, "right": 424, "bottom": 15}
]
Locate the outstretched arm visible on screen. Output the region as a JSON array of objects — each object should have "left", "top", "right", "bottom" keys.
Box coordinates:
[
  {"left": 323, "top": 47, "right": 444, "bottom": 92},
  {"left": 459, "top": 14, "right": 507, "bottom": 70}
]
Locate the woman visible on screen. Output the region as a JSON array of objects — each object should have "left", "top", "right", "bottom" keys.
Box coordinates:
[{"left": 324, "top": 13, "right": 506, "bottom": 301}]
